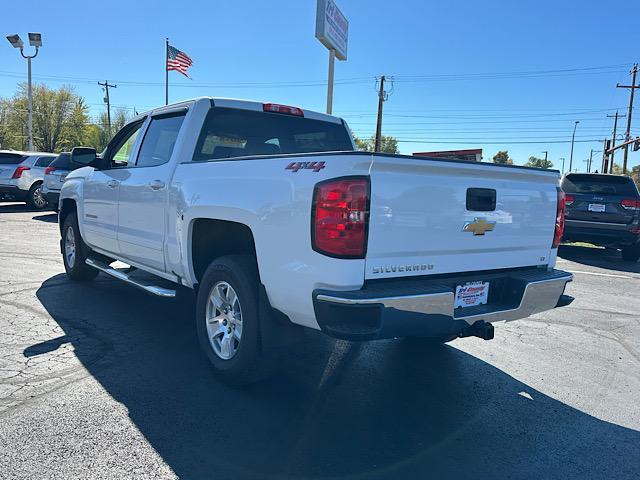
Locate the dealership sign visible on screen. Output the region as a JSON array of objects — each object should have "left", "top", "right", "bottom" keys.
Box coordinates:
[{"left": 315, "top": 0, "right": 349, "bottom": 61}]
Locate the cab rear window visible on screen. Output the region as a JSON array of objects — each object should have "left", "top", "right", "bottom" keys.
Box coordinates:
[
  {"left": 193, "top": 107, "right": 353, "bottom": 161},
  {"left": 0, "top": 153, "right": 26, "bottom": 165},
  {"left": 561, "top": 174, "right": 639, "bottom": 196}
]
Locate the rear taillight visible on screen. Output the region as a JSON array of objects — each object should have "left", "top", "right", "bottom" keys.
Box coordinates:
[
  {"left": 564, "top": 194, "right": 574, "bottom": 206},
  {"left": 553, "top": 189, "right": 566, "bottom": 248},
  {"left": 312, "top": 177, "right": 369, "bottom": 258},
  {"left": 263, "top": 103, "right": 304, "bottom": 116},
  {"left": 11, "top": 166, "right": 30, "bottom": 179},
  {"left": 620, "top": 199, "right": 640, "bottom": 211},
  {"left": 44, "top": 166, "right": 56, "bottom": 175}
]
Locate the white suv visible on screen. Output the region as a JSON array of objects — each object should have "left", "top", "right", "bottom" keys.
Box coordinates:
[{"left": 0, "top": 150, "right": 57, "bottom": 209}]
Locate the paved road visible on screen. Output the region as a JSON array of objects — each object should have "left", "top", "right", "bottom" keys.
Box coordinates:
[{"left": 0, "top": 203, "right": 638, "bottom": 480}]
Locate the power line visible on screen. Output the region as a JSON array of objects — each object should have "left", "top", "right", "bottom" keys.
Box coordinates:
[
  {"left": 0, "top": 63, "right": 632, "bottom": 89},
  {"left": 390, "top": 139, "right": 604, "bottom": 145}
]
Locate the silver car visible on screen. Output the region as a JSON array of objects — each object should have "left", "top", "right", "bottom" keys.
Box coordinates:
[
  {"left": 42, "top": 152, "right": 77, "bottom": 211},
  {"left": 0, "top": 150, "right": 57, "bottom": 209}
]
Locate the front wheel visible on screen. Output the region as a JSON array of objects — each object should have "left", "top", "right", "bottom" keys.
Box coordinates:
[
  {"left": 27, "top": 183, "right": 48, "bottom": 210},
  {"left": 62, "top": 214, "right": 99, "bottom": 281},
  {"left": 621, "top": 244, "right": 640, "bottom": 262},
  {"left": 195, "top": 255, "right": 265, "bottom": 384}
]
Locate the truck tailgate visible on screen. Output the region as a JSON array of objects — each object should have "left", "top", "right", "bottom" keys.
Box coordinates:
[{"left": 365, "top": 156, "right": 559, "bottom": 279}]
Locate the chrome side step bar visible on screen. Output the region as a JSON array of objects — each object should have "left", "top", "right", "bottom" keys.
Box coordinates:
[{"left": 85, "top": 258, "right": 176, "bottom": 298}]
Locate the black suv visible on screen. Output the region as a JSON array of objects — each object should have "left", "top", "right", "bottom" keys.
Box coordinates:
[{"left": 561, "top": 173, "right": 640, "bottom": 261}]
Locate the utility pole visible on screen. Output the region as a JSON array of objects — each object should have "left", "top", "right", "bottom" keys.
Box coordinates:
[
  {"left": 606, "top": 111, "right": 625, "bottom": 171},
  {"left": 98, "top": 80, "right": 117, "bottom": 136},
  {"left": 542, "top": 151, "right": 548, "bottom": 163},
  {"left": 617, "top": 63, "right": 638, "bottom": 174},
  {"left": 374, "top": 76, "right": 393, "bottom": 153},
  {"left": 559, "top": 157, "right": 565, "bottom": 174},
  {"left": 569, "top": 120, "right": 579, "bottom": 172},
  {"left": 588, "top": 149, "right": 594, "bottom": 173},
  {"left": 602, "top": 139, "right": 611, "bottom": 173}
]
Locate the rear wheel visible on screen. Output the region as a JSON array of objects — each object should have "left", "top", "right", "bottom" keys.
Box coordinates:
[
  {"left": 621, "top": 244, "right": 640, "bottom": 262},
  {"left": 27, "top": 182, "right": 47, "bottom": 210},
  {"left": 195, "top": 255, "right": 265, "bottom": 384},
  {"left": 62, "top": 214, "right": 98, "bottom": 281}
]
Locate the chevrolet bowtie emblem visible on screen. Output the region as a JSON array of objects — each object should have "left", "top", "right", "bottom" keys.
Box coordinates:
[{"left": 463, "top": 218, "right": 496, "bottom": 235}]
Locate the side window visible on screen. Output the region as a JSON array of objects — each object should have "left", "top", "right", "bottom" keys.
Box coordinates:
[
  {"left": 35, "top": 156, "right": 54, "bottom": 167},
  {"left": 136, "top": 114, "right": 186, "bottom": 167},
  {"left": 108, "top": 122, "right": 143, "bottom": 168}
]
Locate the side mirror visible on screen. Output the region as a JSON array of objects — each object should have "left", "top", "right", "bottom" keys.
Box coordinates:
[{"left": 71, "top": 147, "right": 100, "bottom": 168}]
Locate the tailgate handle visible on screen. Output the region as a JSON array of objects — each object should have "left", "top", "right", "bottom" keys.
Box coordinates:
[{"left": 467, "top": 188, "right": 496, "bottom": 212}]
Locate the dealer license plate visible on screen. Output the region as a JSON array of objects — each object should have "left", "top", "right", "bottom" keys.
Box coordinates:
[
  {"left": 588, "top": 203, "right": 605, "bottom": 212},
  {"left": 454, "top": 281, "right": 490, "bottom": 309}
]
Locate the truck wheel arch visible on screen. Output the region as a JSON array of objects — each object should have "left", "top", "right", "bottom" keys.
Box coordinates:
[
  {"left": 59, "top": 199, "right": 77, "bottom": 236},
  {"left": 190, "top": 218, "right": 259, "bottom": 285}
]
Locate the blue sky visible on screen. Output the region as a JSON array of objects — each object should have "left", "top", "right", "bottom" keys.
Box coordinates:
[{"left": 2, "top": 0, "right": 638, "bottom": 171}]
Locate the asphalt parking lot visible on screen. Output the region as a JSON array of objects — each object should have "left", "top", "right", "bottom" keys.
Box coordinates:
[{"left": 0, "top": 203, "right": 638, "bottom": 480}]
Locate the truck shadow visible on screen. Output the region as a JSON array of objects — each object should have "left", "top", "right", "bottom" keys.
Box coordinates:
[
  {"left": 31, "top": 212, "right": 58, "bottom": 223},
  {"left": 34, "top": 274, "right": 640, "bottom": 480},
  {"left": 559, "top": 244, "right": 640, "bottom": 274}
]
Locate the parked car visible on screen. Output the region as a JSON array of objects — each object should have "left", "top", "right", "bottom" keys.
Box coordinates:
[
  {"left": 561, "top": 173, "right": 640, "bottom": 261},
  {"left": 42, "top": 152, "right": 82, "bottom": 211},
  {"left": 0, "top": 150, "right": 58, "bottom": 209},
  {"left": 57, "top": 97, "right": 574, "bottom": 382}
]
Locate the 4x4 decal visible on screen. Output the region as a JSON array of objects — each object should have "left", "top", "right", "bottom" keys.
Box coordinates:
[{"left": 286, "top": 161, "right": 326, "bottom": 173}]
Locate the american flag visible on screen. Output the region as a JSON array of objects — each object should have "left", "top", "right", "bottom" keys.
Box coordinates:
[{"left": 167, "top": 45, "right": 193, "bottom": 77}]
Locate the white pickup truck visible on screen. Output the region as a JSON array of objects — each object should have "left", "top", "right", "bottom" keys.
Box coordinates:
[{"left": 59, "top": 97, "right": 574, "bottom": 382}]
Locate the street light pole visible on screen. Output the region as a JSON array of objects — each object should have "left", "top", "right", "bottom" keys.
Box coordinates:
[
  {"left": 569, "top": 121, "right": 579, "bottom": 173},
  {"left": 6, "top": 33, "right": 42, "bottom": 152},
  {"left": 26, "top": 55, "right": 33, "bottom": 151},
  {"left": 559, "top": 158, "right": 565, "bottom": 174}
]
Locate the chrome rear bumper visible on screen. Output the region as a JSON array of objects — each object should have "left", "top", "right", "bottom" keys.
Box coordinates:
[{"left": 313, "top": 268, "right": 573, "bottom": 341}]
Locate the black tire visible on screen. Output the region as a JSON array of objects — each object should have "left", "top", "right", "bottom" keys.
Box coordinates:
[
  {"left": 621, "top": 245, "right": 640, "bottom": 262},
  {"left": 26, "top": 182, "right": 48, "bottom": 210},
  {"left": 61, "top": 213, "right": 99, "bottom": 281},
  {"left": 195, "top": 255, "right": 266, "bottom": 384}
]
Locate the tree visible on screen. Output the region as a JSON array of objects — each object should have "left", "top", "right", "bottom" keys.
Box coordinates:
[
  {"left": 630, "top": 165, "right": 640, "bottom": 190},
  {"left": 353, "top": 135, "right": 399, "bottom": 154},
  {"left": 524, "top": 156, "right": 554, "bottom": 169},
  {"left": 6, "top": 83, "right": 91, "bottom": 152},
  {"left": 610, "top": 163, "right": 623, "bottom": 175},
  {"left": 61, "top": 98, "right": 91, "bottom": 151},
  {"left": 0, "top": 99, "right": 16, "bottom": 149},
  {"left": 0, "top": 84, "right": 131, "bottom": 153},
  {"left": 492, "top": 150, "right": 513, "bottom": 165}
]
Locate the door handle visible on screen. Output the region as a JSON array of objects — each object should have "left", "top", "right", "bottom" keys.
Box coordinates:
[
  {"left": 107, "top": 180, "right": 119, "bottom": 188},
  {"left": 149, "top": 180, "right": 166, "bottom": 190}
]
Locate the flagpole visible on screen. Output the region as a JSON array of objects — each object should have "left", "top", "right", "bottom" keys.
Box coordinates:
[{"left": 165, "top": 38, "right": 169, "bottom": 105}]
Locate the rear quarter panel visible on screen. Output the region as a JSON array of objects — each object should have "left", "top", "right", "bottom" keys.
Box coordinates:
[{"left": 170, "top": 153, "right": 373, "bottom": 329}]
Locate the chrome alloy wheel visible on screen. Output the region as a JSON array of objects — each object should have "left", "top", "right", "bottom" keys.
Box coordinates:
[
  {"left": 205, "top": 281, "right": 243, "bottom": 360},
  {"left": 64, "top": 226, "right": 76, "bottom": 268},
  {"left": 32, "top": 185, "right": 46, "bottom": 208}
]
